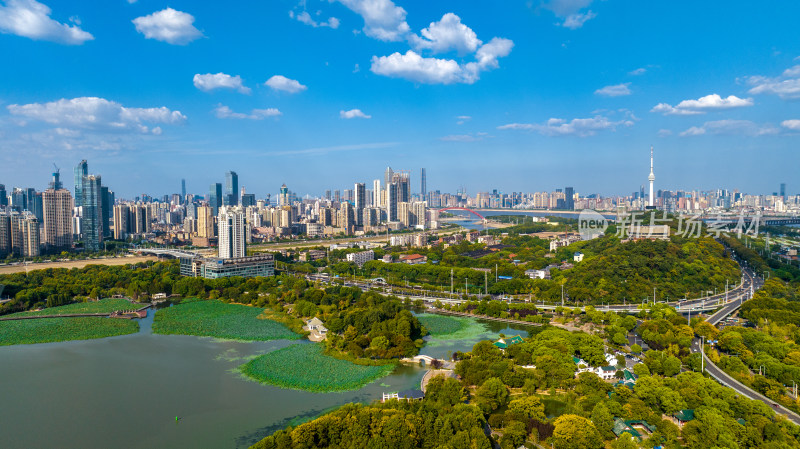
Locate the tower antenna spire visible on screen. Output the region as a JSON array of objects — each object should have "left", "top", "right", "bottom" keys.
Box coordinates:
[{"left": 648, "top": 145, "right": 655, "bottom": 208}]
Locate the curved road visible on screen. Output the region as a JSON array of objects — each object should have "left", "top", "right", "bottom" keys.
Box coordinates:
[{"left": 690, "top": 268, "right": 800, "bottom": 426}]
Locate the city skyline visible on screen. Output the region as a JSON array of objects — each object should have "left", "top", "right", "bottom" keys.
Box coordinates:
[{"left": 1, "top": 1, "right": 799, "bottom": 197}]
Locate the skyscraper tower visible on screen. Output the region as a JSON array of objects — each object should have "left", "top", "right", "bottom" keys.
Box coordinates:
[
  {"left": 218, "top": 207, "right": 246, "bottom": 259},
  {"left": 225, "top": 171, "right": 238, "bottom": 206},
  {"left": 279, "top": 184, "right": 289, "bottom": 206},
  {"left": 43, "top": 181, "right": 73, "bottom": 250},
  {"left": 354, "top": 182, "right": 365, "bottom": 226},
  {"left": 181, "top": 179, "right": 186, "bottom": 200},
  {"left": 49, "top": 166, "right": 63, "bottom": 190},
  {"left": 372, "top": 179, "right": 381, "bottom": 208},
  {"left": 208, "top": 183, "right": 222, "bottom": 216},
  {"left": 780, "top": 183, "right": 786, "bottom": 201},
  {"left": 421, "top": 168, "right": 427, "bottom": 199},
  {"left": 384, "top": 167, "right": 394, "bottom": 187},
  {"left": 81, "top": 174, "right": 103, "bottom": 251},
  {"left": 648, "top": 146, "right": 655, "bottom": 209},
  {"left": 74, "top": 159, "right": 87, "bottom": 208}
]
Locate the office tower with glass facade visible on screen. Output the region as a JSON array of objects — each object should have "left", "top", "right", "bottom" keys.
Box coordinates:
[
  {"left": 81, "top": 175, "right": 103, "bottom": 251},
  {"left": 74, "top": 159, "right": 87, "bottom": 208},
  {"left": 225, "top": 171, "right": 239, "bottom": 206}
]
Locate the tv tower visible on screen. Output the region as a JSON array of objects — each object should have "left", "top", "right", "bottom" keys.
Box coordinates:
[{"left": 648, "top": 145, "right": 655, "bottom": 209}]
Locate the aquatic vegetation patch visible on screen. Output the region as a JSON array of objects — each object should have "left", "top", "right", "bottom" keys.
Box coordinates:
[
  {"left": 153, "top": 300, "right": 300, "bottom": 341},
  {"left": 10, "top": 298, "right": 139, "bottom": 317},
  {"left": 0, "top": 317, "right": 138, "bottom": 345},
  {"left": 240, "top": 343, "right": 394, "bottom": 393},
  {"left": 417, "top": 313, "right": 470, "bottom": 336}
]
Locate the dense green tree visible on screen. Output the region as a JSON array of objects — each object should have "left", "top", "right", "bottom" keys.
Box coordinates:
[
  {"left": 551, "top": 414, "right": 603, "bottom": 449},
  {"left": 475, "top": 377, "right": 509, "bottom": 414}
]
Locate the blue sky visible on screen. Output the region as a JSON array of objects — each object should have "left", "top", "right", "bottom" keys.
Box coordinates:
[{"left": 0, "top": 0, "right": 798, "bottom": 199}]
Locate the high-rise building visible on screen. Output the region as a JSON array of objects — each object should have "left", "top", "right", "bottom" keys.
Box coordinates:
[
  {"left": 181, "top": 179, "right": 186, "bottom": 200},
  {"left": 225, "top": 171, "right": 239, "bottom": 206},
  {"left": 387, "top": 182, "right": 398, "bottom": 222},
  {"left": 100, "top": 186, "right": 111, "bottom": 238},
  {"left": 372, "top": 179, "right": 381, "bottom": 208},
  {"left": 18, "top": 213, "right": 40, "bottom": 257},
  {"left": 49, "top": 168, "right": 63, "bottom": 190},
  {"left": 421, "top": 168, "right": 427, "bottom": 198},
  {"left": 197, "top": 205, "right": 215, "bottom": 238},
  {"left": 81, "top": 175, "right": 103, "bottom": 251},
  {"left": 218, "top": 207, "right": 247, "bottom": 259},
  {"left": 279, "top": 184, "right": 289, "bottom": 207},
  {"left": 25, "top": 189, "right": 43, "bottom": 222},
  {"left": 565, "top": 187, "right": 574, "bottom": 211},
  {"left": 0, "top": 214, "right": 11, "bottom": 256},
  {"left": 43, "top": 182, "right": 73, "bottom": 251},
  {"left": 0, "top": 184, "right": 6, "bottom": 208},
  {"left": 781, "top": 183, "right": 787, "bottom": 200},
  {"left": 354, "top": 183, "right": 365, "bottom": 226},
  {"left": 132, "top": 205, "right": 152, "bottom": 235},
  {"left": 73, "top": 159, "right": 87, "bottom": 208},
  {"left": 113, "top": 205, "right": 129, "bottom": 240},
  {"left": 208, "top": 183, "right": 222, "bottom": 216},
  {"left": 384, "top": 167, "right": 394, "bottom": 187}
]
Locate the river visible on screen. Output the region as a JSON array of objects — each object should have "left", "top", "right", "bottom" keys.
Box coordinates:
[{"left": 0, "top": 309, "right": 530, "bottom": 449}]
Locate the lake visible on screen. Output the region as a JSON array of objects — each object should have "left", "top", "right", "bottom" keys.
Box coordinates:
[{"left": 0, "top": 309, "right": 531, "bottom": 449}]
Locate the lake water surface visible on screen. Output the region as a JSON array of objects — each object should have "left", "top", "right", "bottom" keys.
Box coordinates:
[{"left": 0, "top": 310, "right": 530, "bottom": 449}]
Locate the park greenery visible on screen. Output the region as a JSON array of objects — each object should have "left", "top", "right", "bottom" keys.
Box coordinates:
[
  {"left": 0, "top": 316, "right": 138, "bottom": 345},
  {"left": 318, "top": 215, "right": 740, "bottom": 305},
  {"left": 152, "top": 299, "right": 300, "bottom": 341},
  {"left": 1, "top": 261, "right": 424, "bottom": 363},
  {"left": 240, "top": 343, "right": 395, "bottom": 393},
  {"left": 251, "top": 397, "right": 492, "bottom": 449},
  {"left": 253, "top": 317, "right": 800, "bottom": 449}
]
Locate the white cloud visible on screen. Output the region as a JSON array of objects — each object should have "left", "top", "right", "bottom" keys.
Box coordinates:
[
  {"left": 746, "top": 65, "right": 800, "bottom": 100},
  {"left": 540, "top": 0, "right": 597, "bottom": 29},
  {"left": 290, "top": 10, "right": 340, "bottom": 29},
  {"left": 562, "top": 11, "right": 596, "bottom": 29},
  {"left": 651, "top": 94, "right": 753, "bottom": 115},
  {"left": 264, "top": 75, "right": 307, "bottom": 94},
  {"left": 371, "top": 37, "right": 513, "bottom": 85},
  {"left": 371, "top": 50, "right": 463, "bottom": 84},
  {"left": 214, "top": 105, "right": 281, "bottom": 120},
  {"left": 0, "top": 0, "right": 93, "bottom": 44},
  {"left": 340, "top": 109, "right": 371, "bottom": 119},
  {"left": 7, "top": 96, "right": 185, "bottom": 134},
  {"left": 193, "top": 73, "right": 251, "bottom": 94},
  {"left": 132, "top": 8, "right": 202, "bottom": 45},
  {"left": 782, "top": 119, "right": 800, "bottom": 130},
  {"left": 657, "top": 129, "right": 673, "bottom": 137},
  {"left": 413, "top": 13, "right": 480, "bottom": 55},
  {"left": 629, "top": 67, "right": 647, "bottom": 76},
  {"left": 334, "top": 0, "right": 410, "bottom": 41},
  {"left": 457, "top": 115, "right": 471, "bottom": 125},
  {"left": 595, "top": 83, "right": 631, "bottom": 97},
  {"left": 498, "top": 115, "right": 633, "bottom": 137},
  {"left": 679, "top": 120, "right": 779, "bottom": 137}
]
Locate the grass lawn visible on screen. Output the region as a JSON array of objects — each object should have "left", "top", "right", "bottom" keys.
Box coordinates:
[
  {"left": 152, "top": 299, "right": 300, "bottom": 341},
  {"left": 240, "top": 343, "right": 394, "bottom": 393},
  {"left": 0, "top": 317, "right": 139, "bottom": 345}
]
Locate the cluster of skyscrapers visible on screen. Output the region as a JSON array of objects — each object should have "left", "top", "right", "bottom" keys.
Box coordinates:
[{"left": 2, "top": 152, "right": 797, "bottom": 262}]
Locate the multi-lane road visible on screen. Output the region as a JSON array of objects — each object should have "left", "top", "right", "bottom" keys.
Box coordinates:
[{"left": 686, "top": 267, "right": 800, "bottom": 426}]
